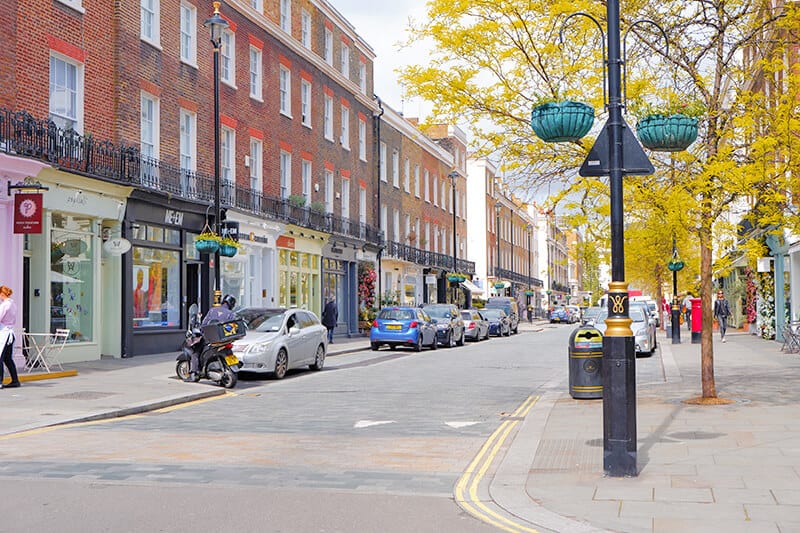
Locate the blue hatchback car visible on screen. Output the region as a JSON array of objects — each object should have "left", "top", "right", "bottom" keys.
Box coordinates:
[{"left": 370, "top": 306, "right": 438, "bottom": 352}]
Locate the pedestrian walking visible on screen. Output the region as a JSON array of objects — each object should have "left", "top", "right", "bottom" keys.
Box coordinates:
[
  {"left": 714, "top": 289, "right": 731, "bottom": 343},
  {"left": 321, "top": 296, "right": 338, "bottom": 344},
  {"left": 682, "top": 292, "right": 694, "bottom": 331},
  {"left": 0, "top": 285, "right": 20, "bottom": 389}
]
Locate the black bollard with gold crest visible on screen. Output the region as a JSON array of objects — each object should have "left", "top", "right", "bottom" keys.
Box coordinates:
[{"left": 602, "top": 281, "right": 637, "bottom": 475}]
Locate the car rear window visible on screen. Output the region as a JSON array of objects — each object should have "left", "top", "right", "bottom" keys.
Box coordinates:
[{"left": 378, "top": 309, "right": 414, "bottom": 320}]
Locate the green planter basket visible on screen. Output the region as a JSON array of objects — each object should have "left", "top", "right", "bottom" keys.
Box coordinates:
[
  {"left": 219, "top": 244, "right": 238, "bottom": 257},
  {"left": 195, "top": 239, "right": 220, "bottom": 254},
  {"left": 531, "top": 101, "right": 595, "bottom": 142},
  {"left": 636, "top": 114, "right": 698, "bottom": 152},
  {"left": 447, "top": 275, "right": 465, "bottom": 282}
]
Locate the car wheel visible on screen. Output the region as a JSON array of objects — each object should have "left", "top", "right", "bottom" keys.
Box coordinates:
[
  {"left": 273, "top": 349, "right": 288, "bottom": 380},
  {"left": 310, "top": 344, "right": 325, "bottom": 370},
  {"left": 414, "top": 335, "right": 423, "bottom": 352},
  {"left": 513, "top": 325, "right": 519, "bottom": 334},
  {"left": 447, "top": 330, "right": 455, "bottom": 348},
  {"left": 371, "top": 342, "right": 380, "bottom": 351},
  {"left": 430, "top": 333, "right": 438, "bottom": 350},
  {"left": 390, "top": 344, "right": 398, "bottom": 351},
  {"left": 457, "top": 329, "right": 466, "bottom": 346},
  {"left": 504, "top": 326, "right": 511, "bottom": 337}
]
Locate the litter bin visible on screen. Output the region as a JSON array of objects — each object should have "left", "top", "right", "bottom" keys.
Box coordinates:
[{"left": 568, "top": 327, "right": 604, "bottom": 399}]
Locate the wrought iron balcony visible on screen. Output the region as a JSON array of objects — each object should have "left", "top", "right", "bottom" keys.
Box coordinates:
[
  {"left": 384, "top": 241, "right": 475, "bottom": 275},
  {"left": 494, "top": 266, "right": 543, "bottom": 287},
  {"left": 0, "top": 109, "right": 383, "bottom": 246}
]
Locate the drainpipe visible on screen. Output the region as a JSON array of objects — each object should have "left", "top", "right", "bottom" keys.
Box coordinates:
[{"left": 373, "top": 95, "right": 385, "bottom": 308}]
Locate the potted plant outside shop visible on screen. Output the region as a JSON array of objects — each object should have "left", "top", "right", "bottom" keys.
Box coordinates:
[
  {"left": 530, "top": 98, "right": 595, "bottom": 143},
  {"left": 633, "top": 100, "right": 704, "bottom": 152},
  {"left": 195, "top": 231, "right": 222, "bottom": 254},
  {"left": 218, "top": 237, "right": 240, "bottom": 257}
]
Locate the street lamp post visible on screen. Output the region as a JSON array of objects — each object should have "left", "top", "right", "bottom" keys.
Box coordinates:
[
  {"left": 204, "top": 2, "right": 228, "bottom": 308},
  {"left": 494, "top": 202, "right": 502, "bottom": 294},
  {"left": 448, "top": 171, "right": 459, "bottom": 305},
  {"left": 526, "top": 224, "right": 533, "bottom": 309},
  {"left": 669, "top": 237, "right": 685, "bottom": 344}
]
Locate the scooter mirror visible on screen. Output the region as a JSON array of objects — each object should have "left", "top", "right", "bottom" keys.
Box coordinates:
[{"left": 188, "top": 303, "right": 198, "bottom": 318}]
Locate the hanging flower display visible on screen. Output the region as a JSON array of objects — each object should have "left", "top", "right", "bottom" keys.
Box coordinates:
[
  {"left": 756, "top": 270, "right": 775, "bottom": 340},
  {"left": 744, "top": 267, "right": 757, "bottom": 324}
]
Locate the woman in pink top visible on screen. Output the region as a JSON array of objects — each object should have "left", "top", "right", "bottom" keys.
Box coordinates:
[{"left": 0, "top": 285, "right": 20, "bottom": 388}]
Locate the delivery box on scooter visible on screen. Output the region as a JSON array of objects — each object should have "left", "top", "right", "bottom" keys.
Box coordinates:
[{"left": 202, "top": 319, "right": 247, "bottom": 345}]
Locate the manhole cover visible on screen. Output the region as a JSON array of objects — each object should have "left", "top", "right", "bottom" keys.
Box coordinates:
[{"left": 50, "top": 391, "right": 119, "bottom": 400}]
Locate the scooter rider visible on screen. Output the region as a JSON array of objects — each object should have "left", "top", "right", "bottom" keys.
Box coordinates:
[{"left": 186, "top": 294, "right": 236, "bottom": 382}]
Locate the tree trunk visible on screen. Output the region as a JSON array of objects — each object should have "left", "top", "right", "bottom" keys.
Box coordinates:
[{"left": 700, "top": 196, "right": 717, "bottom": 398}]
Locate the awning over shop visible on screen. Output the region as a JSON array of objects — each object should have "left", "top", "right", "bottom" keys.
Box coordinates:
[{"left": 461, "top": 279, "right": 484, "bottom": 295}]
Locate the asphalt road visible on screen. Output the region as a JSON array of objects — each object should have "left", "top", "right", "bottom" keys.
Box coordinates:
[{"left": 0, "top": 325, "right": 578, "bottom": 532}]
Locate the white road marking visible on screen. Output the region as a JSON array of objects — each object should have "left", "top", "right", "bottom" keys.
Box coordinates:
[
  {"left": 354, "top": 420, "right": 396, "bottom": 428},
  {"left": 446, "top": 421, "right": 480, "bottom": 429}
]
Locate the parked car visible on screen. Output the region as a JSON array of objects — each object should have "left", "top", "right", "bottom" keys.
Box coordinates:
[
  {"left": 631, "top": 296, "right": 660, "bottom": 327},
  {"left": 549, "top": 306, "right": 570, "bottom": 323},
  {"left": 369, "top": 306, "right": 438, "bottom": 352},
  {"left": 485, "top": 297, "right": 520, "bottom": 334},
  {"left": 423, "top": 303, "right": 466, "bottom": 347},
  {"left": 232, "top": 308, "right": 327, "bottom": 379},
  {"left": 594, "top": 305, "right": 656, "bottom": 356},
  {"left": 461, "top": 309, "right": 489, "bottom": 341},
  {"left": 580, "top": 306, "right": 604, "bottom": 326},
  {"left": 566, "top": 305, "right": 582, "bottom": 323},
  {"left": 480, "top": 308, "right": 511, "bottom": 337},
  {"left": 630, "top": 301, "right": 658, "bottom": 353}
]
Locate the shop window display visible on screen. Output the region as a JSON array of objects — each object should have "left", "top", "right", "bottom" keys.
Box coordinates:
[
  {"left": 132, "top": 246, "right": 181, "bottom": 328},
  {"left": 50, "top": 215, "right": 94, "bottom": 342}
]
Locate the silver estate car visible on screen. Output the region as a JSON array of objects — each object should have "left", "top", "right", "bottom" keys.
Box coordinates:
[
  {"left": 594, "top": 306, "right": 656, "bottom": 356},
  {"left": 232, "top": 308, "right": 327, "bottom": 379}
]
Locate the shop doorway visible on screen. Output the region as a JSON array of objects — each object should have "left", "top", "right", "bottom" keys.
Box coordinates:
[
  {"left": 22, "top": 256, "right": 30, "bottom": 334},
  {"left": 185, "top": 262, "right": 201, "bottom": 325}
]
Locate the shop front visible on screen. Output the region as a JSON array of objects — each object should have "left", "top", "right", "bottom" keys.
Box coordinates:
[
  {"left": 276, "top": 226, "right": 326, "bottom": 317},
  {"left": 122, "top": 193, "right": 212, "bottom": 357},
  {"left": 25, "top": 169, "right": 131, "bottom": 363},
  {"left": 221, "top": 213, "right": 283, "bottom": 309},
  {"left": 323, "top": 238, "right": 360, "bottom": 337}
]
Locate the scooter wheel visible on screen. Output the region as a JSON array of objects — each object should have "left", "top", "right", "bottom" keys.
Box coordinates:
[
  {"left": 176, "top": 360, "right": 190, "bottom": 381},
  {"left": 220, "top": 368, "right": 237, "bottom": 389}
]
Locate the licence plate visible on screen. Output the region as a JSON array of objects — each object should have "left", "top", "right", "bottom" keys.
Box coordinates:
[
  {"left": 225, "top": 354, "right": 239, "bottom": 366},
  {"left": 386, "top": 324, "right": 402, "bottom": 330}
]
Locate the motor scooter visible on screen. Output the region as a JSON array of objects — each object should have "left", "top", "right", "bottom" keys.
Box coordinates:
[{"left": 176, "top": 304, "right": 243, "bottom": 388}]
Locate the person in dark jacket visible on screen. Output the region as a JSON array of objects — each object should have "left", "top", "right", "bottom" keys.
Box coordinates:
[
  {"left": 713, "top": 290, "right": 731, "bottom": 343},
  {"left": 321, "top": 296, "right": 338, "bottom": 344}
]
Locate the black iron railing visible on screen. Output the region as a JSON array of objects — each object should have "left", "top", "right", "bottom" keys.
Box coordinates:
[
  {"left": 0, "top": 108, "right": 383, "bottom": 246},
  {"left": 494, "top": 266, "right": 543, "bottom": 287},
  {"left": 384, "top": 241, "right": 476, "bottom": 275}
]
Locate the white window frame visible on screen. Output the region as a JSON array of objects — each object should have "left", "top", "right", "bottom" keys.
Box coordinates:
[
  {"left": 358, "top": 117, "right": 367, "bottom": 161},
  {"left": 359, "top": 61, "right": 367, "bottom": 94},
  {"left": 380, "top": 142, "right": 387, "bottom": 182},
  {"left": 140, "top": 0, "right": 160, "bottom": 46},
  {"left": 280, "top": 150, "right": 292, "bottom": 198},
  {"left": 324, "top": 169, "right": 334, "bottom": 213},
  {"left": 180, "top": 2, "right": 197, "bottom": 66},
  {"left": 221, "top": 29, "right": 236, "bottom": 87},
  {"left": 341, "top": 178, "right": 350, "bottom": 220},
  {"left": 403, "top": 158, "right": 410, "bottom": 192},
  {"left": 324, "top": 28, "right": 333, "bottom": 65},
  {"left": 323, "top": 94, "right": 333, "bottom": 140},
  {"left": 249, "top": 0, "right": 263, "bottom": 11},
  {"left": 442, "top": 181, "right": 447, "bottom": 211},
  {"left": 380, "top": 203, "right": 387, "bottom": 235},
  {"left": 433, "top": 176, "right": 439, "bottom": 206},
  {"left": 414, "top": 165, "right": 420, "bottom": 197},
  {"left": 300, "top": 9, "right": 311, "bottom": 48},
  {"left": 301, "top": 79, "right": 311, "bottom": 127},
  {"left": 56, "top": 0, "right": 84, "bottom": 12},
  {"left": 391, "top": 150, "right": 399, "bottom": 188},
  {"left": 404, "top": 215, "right": 410, "bottom": 242},
  {"left": 340, "top": 104, "right": 350, "bottom": 150},
  {"left": 301, "top": 159, "right": 312, "bottom": 203},
  {"left": 49, "top": 53, "right": 84, "bottom": 132},
  {"left": 249, "top": 46, "right": 262, "bottom": 100},
  {"left": 393, "top": 210, "right": 400, "bottom": 243},
  {"left": 179, "top": 108, "right": 196, "bottom": 172},
  {"left": 279, "top": 65, "right": 291, "bottom": 117},
  {"left": 280, "top": 0, "right": 291, "bottom": 33},
  {"left": 359, "top": 186, "right": 367, "bottom": 224},
  {"left": 221, "top": 125, "right": 235, "bottom": 185},
  {"left": 249, "top": 137, "right": 262, "bottom": 191},
  {"left": 140, "top": 92, "right": 159, "bottom": 160},
  {"left": 340, "top": 42, "right": 350, "bottom": 77},
  {"left": 424, "top": 170, "right": 430, "bottom": 202}
]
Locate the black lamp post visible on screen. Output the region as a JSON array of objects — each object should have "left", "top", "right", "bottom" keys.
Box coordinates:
[
  {"left": 448, "top": 171, "right": 459, "bottom": 305},
  {"left": 494, "top": 202, "right": 501, "bottom": 292},
  {"left": 668, "top": 237, "right": 685, "bottom": 344},
  {"left": 204, "top": 2, "right": 228, "bottom": 307}
]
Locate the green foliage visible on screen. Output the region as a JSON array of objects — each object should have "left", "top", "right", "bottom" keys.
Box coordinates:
[
  {"left": 287, "top": 194, "right": 307, "bottom": 208},
  {"left": 628, "top": 99, "right": 706, "bottom": 119},
  {"left": 309, "top": 200, "right": 326, "bottom": 214}
]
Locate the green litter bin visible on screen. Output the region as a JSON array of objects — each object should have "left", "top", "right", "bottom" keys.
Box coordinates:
[{"left": 568, "top": 327, "right": 604, "bottom": 399}]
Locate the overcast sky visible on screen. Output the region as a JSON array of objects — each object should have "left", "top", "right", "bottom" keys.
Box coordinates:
[{"left": 331, "top": 0, "right": 430, "bottom": 116}]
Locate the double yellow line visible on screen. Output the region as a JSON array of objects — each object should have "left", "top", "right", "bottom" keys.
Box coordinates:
[{"left": 454, "top": 394, "right": 540, "bottom": 533}]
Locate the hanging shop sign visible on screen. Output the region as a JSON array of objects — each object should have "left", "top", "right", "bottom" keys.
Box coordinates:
[
  {"left": 14, "top": 192, "right": 44, "bottom": 234},
  {"left": 102, "top": 237, "right": 132, "bottom": 256}
]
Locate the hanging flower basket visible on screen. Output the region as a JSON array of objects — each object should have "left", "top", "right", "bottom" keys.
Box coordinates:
[
  {"left": 218, "top": 237, "right": 240, "bottom": 258},
  {"left": 636, "top": 114, "right": 699, "bottom": 152},
  {"left": 195, "top": 232, "right": 221, "bottom": 254},
  {"left": 447, "top": 274, "right": 466, "bottom": 282},
  {"left": 530, "top": 101, "right": 595, "bottom": 143},
  {"left": 667, "top": 259, "right": 685, "bottom": 272}
]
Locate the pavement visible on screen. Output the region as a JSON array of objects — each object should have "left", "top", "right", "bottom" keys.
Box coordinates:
[{"left": 2, "top": 321, "right": 799, "bottom": 532}]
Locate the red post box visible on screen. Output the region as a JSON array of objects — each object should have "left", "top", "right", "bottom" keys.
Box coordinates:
[{"left": 691, "top": 297, "right": 702, "bottom": 344}]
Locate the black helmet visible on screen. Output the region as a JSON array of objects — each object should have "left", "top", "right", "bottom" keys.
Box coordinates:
[{"left": 222, "top": 294, "right": 236, "bottom": 310}]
